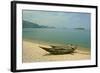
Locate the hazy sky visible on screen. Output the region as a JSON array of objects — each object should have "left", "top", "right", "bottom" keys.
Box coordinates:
[{"left": 23, "top": 10, "right": 91, "bottom": 29}]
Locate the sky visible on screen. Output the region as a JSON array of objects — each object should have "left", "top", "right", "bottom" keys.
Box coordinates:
[{"left": 23, "top": 10, "right": 91, "bottom": 29}]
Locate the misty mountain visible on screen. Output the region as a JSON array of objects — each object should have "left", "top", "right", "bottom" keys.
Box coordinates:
[{"left": 23, "top": 20, "right": 55, "bottom": 28}]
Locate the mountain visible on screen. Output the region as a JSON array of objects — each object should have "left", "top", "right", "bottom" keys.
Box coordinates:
[{"left": 23, "top": 20, "right": 55, "bottom": 28}]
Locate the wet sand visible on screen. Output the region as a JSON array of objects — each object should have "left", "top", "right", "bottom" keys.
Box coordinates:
[{"left": 22, "top": 40, "right": 91, "bottom": 63}]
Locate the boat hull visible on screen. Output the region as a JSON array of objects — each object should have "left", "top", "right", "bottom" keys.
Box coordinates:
[{"left": 39, "top": 46, "right": 74, "bottom": 55}]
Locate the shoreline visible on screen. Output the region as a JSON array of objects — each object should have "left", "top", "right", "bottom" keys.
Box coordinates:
[
  {"left": 23, "top": 39, "right": 90, "bottom": 50},
  {"left": 22, "top": 40, "right": 91, "bottom": 63}
]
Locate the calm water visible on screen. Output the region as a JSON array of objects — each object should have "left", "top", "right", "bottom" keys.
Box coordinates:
[{"left": 23, "top": 28, "right": 91, "bottom": 48}]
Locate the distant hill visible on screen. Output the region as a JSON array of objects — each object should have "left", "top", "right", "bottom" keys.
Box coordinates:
[
  {"left": 23, "top": 20, "right": 55, "bottom": 28},
  {"left": 74, "top": 28, "right": 85, "bottom": 30}
]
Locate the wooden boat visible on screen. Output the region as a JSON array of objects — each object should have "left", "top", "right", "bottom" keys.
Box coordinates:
[{"left": 39, "top": 44, "right": 77, "bottom": 55}]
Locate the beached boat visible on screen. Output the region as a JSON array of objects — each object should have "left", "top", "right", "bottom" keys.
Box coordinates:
[{"left": 39, "top": 44, "right": 77, "bottom": 55}]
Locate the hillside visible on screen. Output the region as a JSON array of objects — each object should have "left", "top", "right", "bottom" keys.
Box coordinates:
[{"left": 23, "top": 20, "right": 54, "bottom": 28}]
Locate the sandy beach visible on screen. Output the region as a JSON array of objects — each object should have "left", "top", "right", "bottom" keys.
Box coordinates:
[{"left": 22, "top": 40, "right": 91, "bottom": 63}]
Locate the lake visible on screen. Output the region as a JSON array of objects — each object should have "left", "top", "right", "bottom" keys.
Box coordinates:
[{"left": 23, "top": 28, "right": 91, "bottom": 48}]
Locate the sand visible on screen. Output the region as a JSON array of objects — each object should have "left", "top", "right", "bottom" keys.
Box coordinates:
[{"left": 22, "top": 40, "right": 91, "bottom": 63}]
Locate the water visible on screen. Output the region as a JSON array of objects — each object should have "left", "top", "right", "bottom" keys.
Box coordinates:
[{"left": 23, "top": 28, "right": 91, "bottom": 48}]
